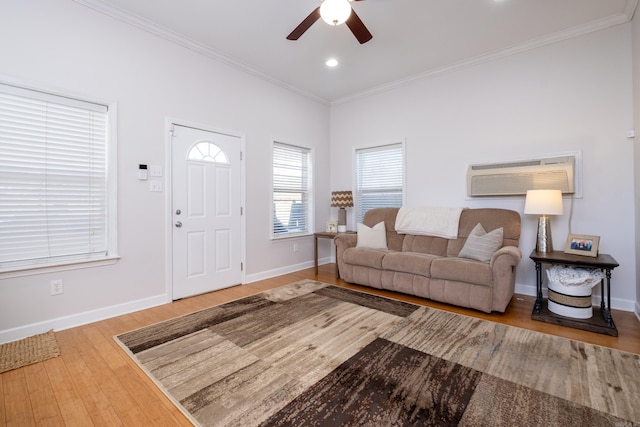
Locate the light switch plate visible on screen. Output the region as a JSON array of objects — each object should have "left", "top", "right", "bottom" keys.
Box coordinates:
[
  {"left": 150, "top": 180, "right": 163, "bottom": 192},
  {"left": 150, "top": 165, "right": 163, "bottom": 177}
]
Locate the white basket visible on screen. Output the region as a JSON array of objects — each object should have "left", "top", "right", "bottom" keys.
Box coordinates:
[{"left": 546, "top": 266, "right": 603, "bottom": 319}]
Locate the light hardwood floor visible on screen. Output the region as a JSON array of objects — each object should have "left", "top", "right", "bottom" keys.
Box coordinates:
[{"left": 2, "top": 264, "right": 639, "bottom": 426}]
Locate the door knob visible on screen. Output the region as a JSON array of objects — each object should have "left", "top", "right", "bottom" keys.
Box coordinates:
[{"left": 175, "top": 221, "right": 182, "bottom": 228}]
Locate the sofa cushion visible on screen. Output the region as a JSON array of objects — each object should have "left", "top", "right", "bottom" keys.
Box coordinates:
[
  {"left": 362, "top": 208, "right": 405, "bottom": 251},
  {"left": 447, "top": 208, "right": 520, "bottom": 257},
  {"left": 343, "top": 247, "right": 389, "bottom": 269},
  {"left": 381, "top": 252, "right": 437, "bottom": 277},
  {"left": 430, "top": 257, "right": 493, "bottom": 286},
  {"left": 402, "top": 234, "right": 448, "bottom": 256},
  {"left": 458, "top": 223, "right": 503, "bottom": 262},
  {"left": 356, "top": 221, "right": 387, "bottom": 249}
]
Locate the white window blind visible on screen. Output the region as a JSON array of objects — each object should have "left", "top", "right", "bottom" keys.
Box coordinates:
[
  {"left": 272, "top": 142, "right": 312, "bottom": 237},
  {"left": 0, "top": 84, "right": 110, "bottom": 270},
  {"left": 355, "top": 143, "right": 404, "bottom": 223}
]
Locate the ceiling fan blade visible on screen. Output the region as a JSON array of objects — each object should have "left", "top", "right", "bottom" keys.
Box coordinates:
[
  {"left": 345, "top": 8, "right": 372, "bottom": 44},
  {"left": 287, "top": 7, "right": 321, "bottom": 40}
]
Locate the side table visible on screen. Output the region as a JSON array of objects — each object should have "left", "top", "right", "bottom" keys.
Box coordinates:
[
  {"left": 314, "top": 231, "right": 355, "bottom": 277},
  {"left": 529, "top": 250, "right": 619, "bottom": 336}
]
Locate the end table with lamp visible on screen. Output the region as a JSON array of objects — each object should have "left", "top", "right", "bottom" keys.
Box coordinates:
[
  {"left": 331, "top": 190, "right": 354, "bottom": 233},
  {"left": 321, "top": 191, "right": 355, "bottom": 277},
  {"left": 524, "top": 189, "right": 619, "bottom": 336},
  {"left": 314, "top": 230, "right": 356, "bottom": 277},
  {"left": 529, "top": 250, "right": 619, "bottom": 336}
]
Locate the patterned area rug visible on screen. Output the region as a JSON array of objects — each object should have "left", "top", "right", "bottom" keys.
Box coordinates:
[
  {"left": 0, "top": 330, "right": 60, "bottom": 373},
  {"left": 115, "top": 280, "right": 640, "bottom": 426}
]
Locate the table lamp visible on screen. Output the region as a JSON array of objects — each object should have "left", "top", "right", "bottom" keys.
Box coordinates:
[
  {"left": 524, "top": 189, "right": 563, "bottom": 253},
  {"left": 331, "top": 191, "right": 353, "bottom": 232}
]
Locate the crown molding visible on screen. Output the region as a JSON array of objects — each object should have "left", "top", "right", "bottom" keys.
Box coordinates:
[
  {"left": 72, "top": 0, "right": 635, "bottom": 107},
  {"left": 72, "top": 0, "right": 330, "bottom": 105},
  {"left": 332, "top": 3, "right": 637, "bottom": 105}
]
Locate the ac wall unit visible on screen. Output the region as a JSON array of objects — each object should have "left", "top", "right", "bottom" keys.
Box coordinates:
[{"left": 467, "top": 156, "right": 575, "bottom": 197}]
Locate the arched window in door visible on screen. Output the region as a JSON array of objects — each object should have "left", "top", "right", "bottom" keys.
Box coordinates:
[{"left": 188, "top": 142, "right": 229, "bottom": 163}]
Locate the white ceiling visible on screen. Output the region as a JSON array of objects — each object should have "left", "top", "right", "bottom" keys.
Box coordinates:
[{"left": 77, "top": 0, "right": 637, "bottom": 104}]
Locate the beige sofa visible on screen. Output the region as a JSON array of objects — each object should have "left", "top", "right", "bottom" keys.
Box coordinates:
[{"left": 335, "top": 207, "right": 522, "bottom": 313}]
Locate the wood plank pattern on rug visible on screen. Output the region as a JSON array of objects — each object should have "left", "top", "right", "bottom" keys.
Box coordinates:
[
  {"left": 382, "top": 305, "right": 640, "bottom": 421},
  {"left": 261, "top": 338, "right": 484, "bottom": 426},
  {"left": 115, "top": 279, "right": 640, "bottom": 426}
]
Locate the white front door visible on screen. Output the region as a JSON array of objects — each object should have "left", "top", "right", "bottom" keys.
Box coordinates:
[{"left": 171, "top": 124, "right": 242, "bottom": 299}]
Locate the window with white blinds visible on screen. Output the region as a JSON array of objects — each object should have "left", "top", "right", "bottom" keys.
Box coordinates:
[
  {"left": 355, "top": 142, "right": 404, "bottom": 223},
  {"left": 272, "top": 142, "right": 312, "bottom": 238},
  {"left": 0, "top": 84, "right": 112, "bottom": 271}
]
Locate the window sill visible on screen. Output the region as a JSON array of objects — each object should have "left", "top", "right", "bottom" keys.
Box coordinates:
[
  {"left": 271, "top": 232, "right": 312, "bottom": 241},
  {"left": 0, "top": 256, "right": 121, "bottom": 279}
]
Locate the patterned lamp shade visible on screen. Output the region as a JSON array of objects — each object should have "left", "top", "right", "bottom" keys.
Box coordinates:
[{"left": 330, "top": 191, "right": 354, "bottom": 208}]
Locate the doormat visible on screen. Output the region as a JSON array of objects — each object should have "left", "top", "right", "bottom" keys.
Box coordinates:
[{"left": 0, "top": 330, "right": 61, "bottom": 373}]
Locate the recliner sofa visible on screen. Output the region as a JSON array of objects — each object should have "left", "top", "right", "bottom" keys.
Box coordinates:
[{"left": 334, "top": 207, "right": 522, "bottom": 313}]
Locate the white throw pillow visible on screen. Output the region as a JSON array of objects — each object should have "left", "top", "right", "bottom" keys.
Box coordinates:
[
  {"left": 458, "top": 223, "right": 503, "bottom": 263},
  {"left": 356, "top": 221, "right": 388, "bottom": 249}
]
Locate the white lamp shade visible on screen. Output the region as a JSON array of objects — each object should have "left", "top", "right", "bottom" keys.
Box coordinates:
[
  {"left": 524, "top": 189, "right": 564, "bottom": 215},
  {"left": 320, "top": 0, "right": 352, "bottom": 25}
]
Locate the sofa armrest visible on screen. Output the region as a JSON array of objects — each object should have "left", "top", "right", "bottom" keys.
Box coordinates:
[
  {"left": 489, "top": 246, "right": 522, "bottom": 312},
  {"left": 335, "top": 234, "right": 357, "bottom": 278},
  {"left": 490, "top": 246, "right": 522, "bottom": 267}
]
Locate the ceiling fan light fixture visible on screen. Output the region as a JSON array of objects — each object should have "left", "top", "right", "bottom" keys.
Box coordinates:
[{"left": 320, "top": 0, "right": 352, "bottom": 26}]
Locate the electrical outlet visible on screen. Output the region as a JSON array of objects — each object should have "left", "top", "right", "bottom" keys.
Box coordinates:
[
  {"left": 51, "top": 279, "right": 63, "bottom": 295},
  {"left": 293, "top": 243, "right": 299, "bottom": 253}
]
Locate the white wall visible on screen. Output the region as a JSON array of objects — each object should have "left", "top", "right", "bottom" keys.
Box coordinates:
[
  {"left": 0, "top": 0, "right": 330, "bottom": 342},
  {"left": 633, "top": 11, "right": 640, "bottom": 319},
  {"left": 1, "top": 2, "right": 637, "bottom": 343},
  {"left": 330, "top": 24, "right": 636, "bottom": 311}
]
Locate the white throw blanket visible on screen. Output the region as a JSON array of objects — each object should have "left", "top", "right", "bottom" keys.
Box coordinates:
[{"left": 395, "top": 206, "right": 464, "bottom": 239}]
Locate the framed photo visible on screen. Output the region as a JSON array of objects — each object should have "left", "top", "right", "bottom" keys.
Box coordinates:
[
  {"left": 325, "top": 221, "right": 338, "bottom": 233},
  {"left": 564, "top": 234, "right": 600, "bottom": 257}
]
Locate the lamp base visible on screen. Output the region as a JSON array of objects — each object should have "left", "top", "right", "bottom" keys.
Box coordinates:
[
  {"left": 337, "top": 208, "right": 347, "bottom": 231},
  {"left": 536, "top": 215, "right": 553, "bottom": 253}
]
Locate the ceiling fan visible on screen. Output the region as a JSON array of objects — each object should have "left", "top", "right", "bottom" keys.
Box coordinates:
[{"left": 287, "top": 0, "right": 373, "bottom": 44}]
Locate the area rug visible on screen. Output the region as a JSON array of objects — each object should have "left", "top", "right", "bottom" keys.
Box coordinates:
[
  {"left": 115, "top": 280, "right": 640, "bottom": 426},
  {"left": 0, "top": 329, "right": 60, "bottom": 373}
]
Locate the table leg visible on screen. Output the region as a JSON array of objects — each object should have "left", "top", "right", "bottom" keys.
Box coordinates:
[
  {"left": 335, "top": 240, "right": 340, "bottom": 279},
  {"left": 314, "top": 235, "right": 319, "bottom": 275},
  {"left": 603, "top": 269, "right": 614, "bottom": 327},
  {"left": 600, "top": 270, "right": 605, "bottom": 312},
  {"left": 533, "top": 261, "right": 543, "bottom": 314}
]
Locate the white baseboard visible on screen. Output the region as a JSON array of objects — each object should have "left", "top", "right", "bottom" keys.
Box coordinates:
[
  {"left": 3, "top": 268, "right": 634, "bottom": 345},
  {"left": 0, "top": 294, "right": 169, "bottom": 344},
  {"left": 244, "top": 259, "right": 320, "bottom": 284},
  {"left": 0, "top": 259, "right": 322, "bottom": 345},
  {"left": 514, "top": 282, "right": 537, "bottom": 298}
]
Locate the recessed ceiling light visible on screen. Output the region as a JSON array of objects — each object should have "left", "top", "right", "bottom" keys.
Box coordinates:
[{"left": 326, "top": 58, "right": 339, "bottom": 67}]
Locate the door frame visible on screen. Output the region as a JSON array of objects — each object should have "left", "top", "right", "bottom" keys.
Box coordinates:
[{"left": 164, "top": 118, "right": 246, "bottom": 301}]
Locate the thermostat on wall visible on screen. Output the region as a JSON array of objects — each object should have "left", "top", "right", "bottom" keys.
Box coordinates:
[{"left": 138, "top": 164, "right": 148, "bottom": 180}]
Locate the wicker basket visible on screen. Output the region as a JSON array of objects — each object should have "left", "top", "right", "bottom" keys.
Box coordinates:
[{"left": 546, "top": 266, "right": 603, "bottom": 319}]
